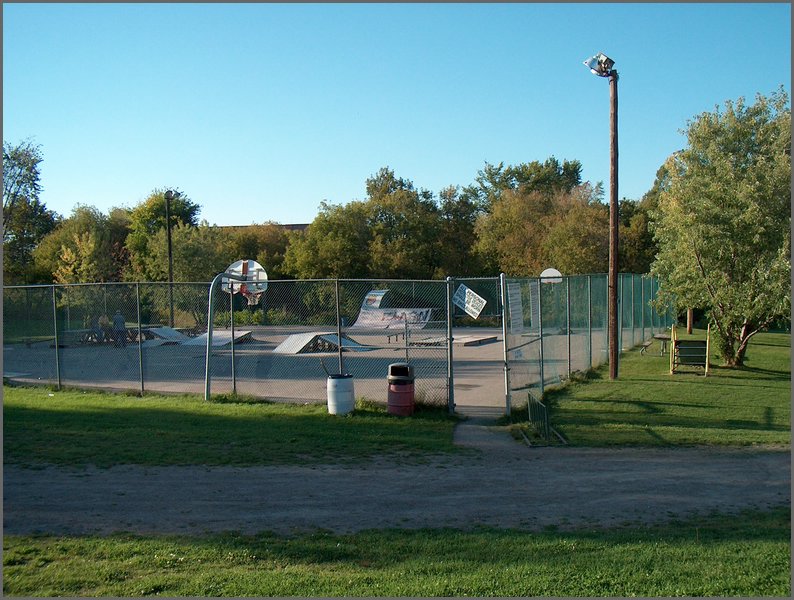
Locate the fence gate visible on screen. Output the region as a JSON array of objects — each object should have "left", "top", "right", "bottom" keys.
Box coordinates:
[{"left": 445, "top": 277, "right": 507, "bottom": 419}]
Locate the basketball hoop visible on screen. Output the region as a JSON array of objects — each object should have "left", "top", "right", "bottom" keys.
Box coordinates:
[
  {"left": 241, "top": 286, "right": 265, "bottom": 307},
  {"left": 539, "top": 267, "right": 563, "bottom": 284},
  {"left": 222, "top": 259, "right": 268, "bottom": 307}
]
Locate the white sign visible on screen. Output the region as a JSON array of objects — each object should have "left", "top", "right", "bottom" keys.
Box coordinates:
[
  {"left": 452, "top": 284, "right": 487, "bottom": 319},
  {"left": 529, "top": 279, "right": 540, "bottom": 332},
  {"left": 507, "top": 283, "right": 524, "bottom": 334}
]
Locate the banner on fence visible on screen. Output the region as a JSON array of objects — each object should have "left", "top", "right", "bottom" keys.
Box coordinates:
[
  {"left": 351, "top": 306, "right": 433, "bottom": 329},
  {"left": 362, "top": 289, "right": 388, "bottom": 308}
]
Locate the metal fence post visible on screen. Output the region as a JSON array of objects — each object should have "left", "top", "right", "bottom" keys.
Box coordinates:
[
  {"left": 587, "top": 275, "right": 593, "bottom": 369},
  {"left": 51, "top": 285, "right": 61, "bottom": 390},
  {"left": 335, "top": 279, "right": 344, "bottom": 375},
  {"left": 566, "top": 276, "right": 571, "bottom": 379},
  {"left": 641, "top": 276, "right": 646, "bottom": 342},
  {"left": 652, "top": 277, "right": 658, "bottom": 332},
  {"left": 538, "top": 278, "right": 545, "bottom": 398},
  {"left": 230, "top": 284, "right": 237, "bottom": 395},
  {"left": 446, "top": 276, "right": 455, "bottom": 414},
  {"left": 65, "top": 286, "right": 71, "bottom": 331},
  {"left": 631, "top": 273, "right": 636, "bottom": 348},
  {"left": 136, "top": 283, "right": 144, "bottom": 395},
  {"left": 500, "top": 273, "right": 511, "bottom": 416}
]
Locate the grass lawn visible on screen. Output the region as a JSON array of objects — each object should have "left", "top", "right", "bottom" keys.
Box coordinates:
[
  {"left": 522, "top": 330, "right": 791, "bottom": 446},
  {"left": 4, "top": 333, "right": 790, "bottom": 597},
  {"left": 3, "top": 507, "right": 789, "bottom": 597},
  {"left": 2, "top": 387, "right": 460, "bottom": 467}
]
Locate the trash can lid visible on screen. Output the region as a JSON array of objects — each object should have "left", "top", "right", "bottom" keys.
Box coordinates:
[
  {"left": 388, "top": 363, "right": 413, "bottom": 377},
  {"left": 328, "top": 373, "right": 352, "bottom": 379}
]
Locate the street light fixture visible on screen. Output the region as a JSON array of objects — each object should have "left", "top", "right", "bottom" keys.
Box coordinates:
[
  {"left": 584, "top": 52, "right": 615, "bottom": 77},
  {"left": 583, "top": 52, "right": 619, "bottom": 380},
  {"left": 164, "top": 189, "right": 181, "bottom": 328}
]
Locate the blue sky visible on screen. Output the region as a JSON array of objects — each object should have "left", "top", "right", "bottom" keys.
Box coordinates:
[{"left": 4, "top": 2, "right": 791, "bottom": 226}]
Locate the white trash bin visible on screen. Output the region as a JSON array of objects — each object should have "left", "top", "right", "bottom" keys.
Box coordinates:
[{"left": 327, "top": 374, "right": 355, "bottom": 415}]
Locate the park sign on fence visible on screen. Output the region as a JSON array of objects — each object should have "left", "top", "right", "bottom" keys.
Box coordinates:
[{"left": 453, "top": 284, "right": 487, "bottom": 319}]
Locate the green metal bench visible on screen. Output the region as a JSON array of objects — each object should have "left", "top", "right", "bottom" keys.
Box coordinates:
[{"left": 669, "top": 325, "right": 710, "bottom": 376}]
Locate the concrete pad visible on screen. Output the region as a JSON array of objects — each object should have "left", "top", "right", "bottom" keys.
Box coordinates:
[{"left": 455, "top": 334, "right": 498, "bottom": 346}]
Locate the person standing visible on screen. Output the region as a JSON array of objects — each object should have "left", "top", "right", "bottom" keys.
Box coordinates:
[
  {"left": 98, "top": 313, "right": 111, "bottom": 343},
  {"left": 112, "top": 310, "right": 127, "bottom": 347}
]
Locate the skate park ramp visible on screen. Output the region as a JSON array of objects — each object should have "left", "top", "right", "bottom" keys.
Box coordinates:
[
  {"left": 273, "top": 331, "right": 373, "bottom": 354},
  {"left": 182, "top": 330, "right": 253, "bottom": 346},
  {"left": 142, "top": 326, "right": 191, "bottom": 348}
]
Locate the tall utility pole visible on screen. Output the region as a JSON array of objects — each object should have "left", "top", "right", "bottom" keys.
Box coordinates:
[{"left": 584, "top": 52, "right": 619, "bottom": 379}]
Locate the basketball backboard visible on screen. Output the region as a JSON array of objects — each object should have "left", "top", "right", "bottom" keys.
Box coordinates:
[{"left": 221, "top": 259, "right": 268, "bottom": 303}]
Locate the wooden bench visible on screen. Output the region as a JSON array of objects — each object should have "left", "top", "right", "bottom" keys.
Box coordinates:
[{"left": 639, "top": 340, "right": 653, "bottom": 355}]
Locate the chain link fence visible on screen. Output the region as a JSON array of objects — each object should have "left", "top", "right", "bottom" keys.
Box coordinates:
[
  {"left": 502, "top": 273, "right": 674, "bottom": 435},
  {"left": 4, "top": 274, "right": 673, "bottom": 413},
  {"left": 3, "top": 279, "right": 453, "bottom": 406}
]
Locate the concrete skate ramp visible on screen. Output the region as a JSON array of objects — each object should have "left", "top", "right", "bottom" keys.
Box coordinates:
[
  {"left": 147, "top": 326, "right": 191, "bottom": 342},
  {"left": 273, "top": 332, "right": 372, "bottom": 354},
  {"left": 182, "top": 330, "right": 253, "bottom": 347}
]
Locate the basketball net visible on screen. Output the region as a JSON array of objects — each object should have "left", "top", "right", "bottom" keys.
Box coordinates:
[
  {"left": 238, "top": 261, "right": 263, "bottom": 307},
  {"left": 241, "top": 287, "right": 263, "bottom": 307}
]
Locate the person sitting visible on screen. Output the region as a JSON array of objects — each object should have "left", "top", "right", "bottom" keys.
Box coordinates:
[
  {"left": 98, "top": 314, "right": 111, "bottom": 343},
  {"left": 90, "top": 315, "right": 103, "bottom": 343}
]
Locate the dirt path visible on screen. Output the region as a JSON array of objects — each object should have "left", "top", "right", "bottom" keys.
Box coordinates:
[{"left": 3, "top": 420, "right": 789, "bottom": 536}]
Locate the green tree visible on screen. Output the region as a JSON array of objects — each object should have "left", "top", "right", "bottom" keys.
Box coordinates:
[
  {"left": 619, "top": 163, "right": 672, "bottom": 274},
  {"left": 105, "top": 207, "right": 133, "bottom": 280},
  {"left": 124, "top": 189, "right": 201, "bottom": 281},
  {"left": 475, "top": 183, "right": 602, "bottom": 276},
  {"left": 433, "top": 185, "right": 486, "bottom": 277},
  {"left": 3, "top": 139, "right": 44, "bottom": 241},
  {"left": 53, "top": 232, "right": 102, "bottom": 284},
  {"left": 543, "top": 196, "right": 609, "bottom": 274},
  {"left": 223, "top": 222, "right": 291, "bottom": 280},
  {"left": 366, "top": 168, "right": 441, "bottom": 279},
  {"left": 462, "top": 157, "right": 582, "bottom": 212},
  {"left": 474, "top": 187, "right": 547, "bottom": 276},
  {"left": 145, "top": 222, "right": 229, "bottom": 283},
  {"left": 651, "top": 88, "right": 791, "bottom": 366},
  {"left": 32, "top": 205, "right": 122, "bottom": 283},
  {"left": 619, "top": 197, "right": 656, "bottom": 274},
  {"left": 283, "top": 201, "right": 373, "bottom": 279},
  {"left": 284, "top": 168, "right": 445, "bottom": 280},
  {"left": 2, "top": 139, "right": 61, "bottom": 283},
  {"left": 3, "top": 196, "right": 60, "bottom": 283}
]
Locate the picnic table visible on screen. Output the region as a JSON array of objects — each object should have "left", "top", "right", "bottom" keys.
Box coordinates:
[
  {"left": 652, "top": 333, "right": 671, "bottom": 355},
  {"left": 62, "top": 324, "right": 162, "bottom": 346}
]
